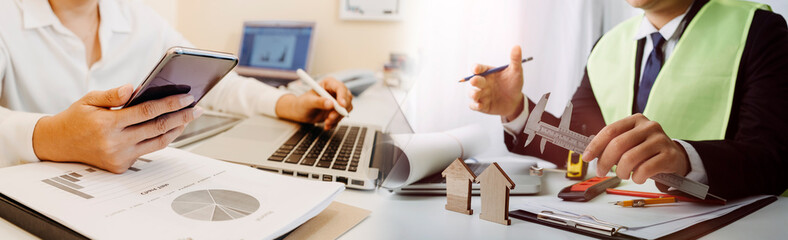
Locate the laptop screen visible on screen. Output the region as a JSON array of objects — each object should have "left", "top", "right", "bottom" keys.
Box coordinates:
[{"left": 238, "top": 23, "right": 313, "bottom": 72}]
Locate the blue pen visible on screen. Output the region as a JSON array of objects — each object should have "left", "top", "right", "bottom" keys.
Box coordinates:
[{"left": 459, "top": 57, "right": 533, "bottom": 82}]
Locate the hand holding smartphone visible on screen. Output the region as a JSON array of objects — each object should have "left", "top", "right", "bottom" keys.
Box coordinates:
[{"left": 33, "top": 47, "right": 239, "bottom": 173}]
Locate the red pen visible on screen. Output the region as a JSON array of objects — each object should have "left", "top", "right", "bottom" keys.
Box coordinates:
[{"left": 606, "top": 188, "right": 726, "bottom": 205}]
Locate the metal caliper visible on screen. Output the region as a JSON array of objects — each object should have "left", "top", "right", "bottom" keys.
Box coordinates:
[{"left": 523, "top": 93, "right": 725, "bottom": 202}]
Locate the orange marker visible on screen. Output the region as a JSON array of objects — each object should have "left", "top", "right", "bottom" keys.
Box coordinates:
[{"left": 613, "top": 197, "right": 677, "bottom": 207}]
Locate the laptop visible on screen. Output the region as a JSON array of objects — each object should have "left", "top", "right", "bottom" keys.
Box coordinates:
[
  {"left": 190, "top": 86, "right": 410, "bottom": 190},
  {"left": 234, "top": 21, "right": 316, "bottom": 87},
  {"left": 191, "top": 116, "right": 385, "bottom": 190}
]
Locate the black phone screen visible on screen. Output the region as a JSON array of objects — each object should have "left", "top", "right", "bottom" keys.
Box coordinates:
[{"left": 125, "top": 51, "right": 237, "bottom": 108}]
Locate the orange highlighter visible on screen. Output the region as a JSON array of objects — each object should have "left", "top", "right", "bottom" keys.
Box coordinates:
[{"left": 613, "top": 197, "right": 677, "bottom": 207}]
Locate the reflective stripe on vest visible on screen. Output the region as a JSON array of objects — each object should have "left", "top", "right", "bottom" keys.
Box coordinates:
[{"left": 586, "top": 0, "right": 769, "bottom": 141}]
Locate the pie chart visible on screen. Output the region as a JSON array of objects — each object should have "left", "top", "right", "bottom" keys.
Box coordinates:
[{"left": 171, "top": 189, "right": 260, "bottom": 221}]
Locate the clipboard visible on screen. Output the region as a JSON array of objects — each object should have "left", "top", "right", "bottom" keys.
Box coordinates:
[
  {"left": 509, "top": 196, "right": 777, "bottom": 240},
  {"left": 509, "top": 210, "right": 643, "bottom": 240},
  {"left": 0, "top": 193, "right": 87, "bottom": 240}
]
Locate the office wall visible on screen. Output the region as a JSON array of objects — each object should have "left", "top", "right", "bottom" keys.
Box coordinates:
[
  {"left": 163, "top": 0, "right": 407, "bottom": 76},
  {"left": 140, "top": 0, "right": 178, "bottom": 27}
]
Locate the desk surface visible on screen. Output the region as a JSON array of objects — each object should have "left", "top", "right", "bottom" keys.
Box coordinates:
[
  {"left": 1, "top": 171, "right": 785, "bottom": 239},
  {"left": 334, "top": 171, "right": 788, "bottom": 240},
  {"left": 1, "top": 83, "right": 785, "bottom": 239}
]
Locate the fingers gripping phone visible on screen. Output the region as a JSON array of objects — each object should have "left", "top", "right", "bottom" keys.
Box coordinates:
[{"left": 123, "top": 47, "right": 238, "bottom": 108}]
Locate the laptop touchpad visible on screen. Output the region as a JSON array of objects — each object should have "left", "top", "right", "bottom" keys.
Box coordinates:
[{"left": 224, "top": 124, "right": 289, "bottom": 142}]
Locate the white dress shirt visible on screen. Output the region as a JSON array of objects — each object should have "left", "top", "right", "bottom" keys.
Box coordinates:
[
  {"left": 503, "top": 4, "right": 708, "bottom": 184},
  {"left": 0, "top": 0, "right": 288, "bottom": 167}
]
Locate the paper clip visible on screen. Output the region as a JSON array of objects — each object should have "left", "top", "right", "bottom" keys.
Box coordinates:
[{"left": 536, "top": 211, "right": 628, "bottom": 236}]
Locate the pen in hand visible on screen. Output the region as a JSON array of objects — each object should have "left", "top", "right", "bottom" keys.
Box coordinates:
[
  {"left": 296, "top": 69, "right": 350, "bottom": 117},
  {"left": 459, "top": 57, "right": 534, "bottom": 83}
]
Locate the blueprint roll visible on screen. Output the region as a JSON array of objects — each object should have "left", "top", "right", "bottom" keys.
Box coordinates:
[{"left": 380, "top": 124, "right": 488, "bottom": 189}]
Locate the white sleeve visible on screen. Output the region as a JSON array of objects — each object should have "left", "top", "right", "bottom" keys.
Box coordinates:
[
  {"left": 148, "top": 5, "right": 290, "bottom": 118},
  {"left": 0, "top": 109, "right": 47, "bottom": 167},
  {"left": 199, "top": 71, "right": 289, "bottom": 117},
  {"left": 0, "top": 40, "right": 46, "bottom": 167},
  {"left": 673, "top": 139, "right": 708, "bottom": 184},
  {"left": 501, "top": 95, "right": 529, "bottom": 137}
]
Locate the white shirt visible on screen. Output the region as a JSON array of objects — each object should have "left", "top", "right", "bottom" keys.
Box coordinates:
[
  {"left": 634, "top": 6, "right": 689, "bottom": 84},
  {"left": 503, "top": 4, "right": 708, "bottom": 184},
  {"left": 0, "top": 0, "right": 288, "bottom": 167}
]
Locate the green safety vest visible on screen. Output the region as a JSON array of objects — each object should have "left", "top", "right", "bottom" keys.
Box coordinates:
[{"left": 586, "top": 0, "right": 770, "bottom": 141}]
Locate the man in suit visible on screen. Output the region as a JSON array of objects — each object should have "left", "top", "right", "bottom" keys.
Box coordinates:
[{"left": 468, "top": 0, "right": 788, "bottom": 199}]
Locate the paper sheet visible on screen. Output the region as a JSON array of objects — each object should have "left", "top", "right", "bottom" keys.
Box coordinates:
[
  {"left": 380, "top": 124, "right": 488, "bottom": 189},
  {"left": 0, "top": 148, "right": 344, "bottom": 239},
  {"left": 514, "top": 181, "right": 771, "bottom": 239}
]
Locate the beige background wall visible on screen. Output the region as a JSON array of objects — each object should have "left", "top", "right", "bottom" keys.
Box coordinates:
[
  {"left": 141, "top": 0, "right": 177, "bottom": 27},
  {"left": 142, "top": 0, "right": 408, "bottom": 76}
]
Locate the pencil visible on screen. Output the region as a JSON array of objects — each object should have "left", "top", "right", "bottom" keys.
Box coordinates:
[
  {"left": 459, "top": 57, "right": 534, "bottom": 83},
  {"left": 613, "top": 197, "right": 677, "bottom": 207},
  {"left": 605, "top": 188, "right": 726, "bottom": 205}
]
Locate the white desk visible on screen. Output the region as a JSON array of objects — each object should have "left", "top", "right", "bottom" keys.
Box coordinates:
[
  {"left": 1, "top": 83, "right": 785, "bottom": 239},
  {"left": 333, "top": 171, "right": 787, "bottom": 240}
]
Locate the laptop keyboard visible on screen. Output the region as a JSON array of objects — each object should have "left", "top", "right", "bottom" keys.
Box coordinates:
[{"left": 268, "top": 125, "right": 367, "bottom": 172}]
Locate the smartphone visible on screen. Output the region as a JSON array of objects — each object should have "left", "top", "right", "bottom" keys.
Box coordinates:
[{"left": 123, "top": 47, "right": 239, "bottom": 108}]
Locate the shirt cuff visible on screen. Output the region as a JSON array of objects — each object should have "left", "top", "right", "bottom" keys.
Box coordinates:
[
  {"left": 254, "top": 88, "right": 289, "bottom": 118},
  {"left": 673, "top": 139, "right": 708, "bottom": 184},
  {"left": 501, "top": 96, "right": 529, "bottom": 137},
  {"left": 0, "top": 111, "right": 47, "bottom": 167}
]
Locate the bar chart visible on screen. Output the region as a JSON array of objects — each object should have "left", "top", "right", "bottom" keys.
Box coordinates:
[{"left": 39, "top": 158, "right": 156, "bottom": 199}]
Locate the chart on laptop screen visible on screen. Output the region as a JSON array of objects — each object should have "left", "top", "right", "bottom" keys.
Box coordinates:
[
  {"left": 251, "top": 35, "right": 296, "bottom": 68},
  {"left": 240, "top": 25, "right": 312, "bottom": 71}
]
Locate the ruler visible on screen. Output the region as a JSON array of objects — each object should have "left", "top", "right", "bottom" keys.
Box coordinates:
[{"left": 522, "top": 93, "right": 724, "bottom": 202}]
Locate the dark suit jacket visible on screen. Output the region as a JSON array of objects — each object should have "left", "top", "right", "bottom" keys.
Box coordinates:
[{"left": 504, "top": 0, "right": 788, "bottom": 199}]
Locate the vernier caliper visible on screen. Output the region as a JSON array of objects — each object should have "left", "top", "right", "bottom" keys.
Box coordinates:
[{"left": 523, "top": 93, "right": 725, "bottom": 202}]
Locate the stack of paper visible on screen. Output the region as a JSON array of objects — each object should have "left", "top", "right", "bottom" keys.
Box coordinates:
[
  {"left": 515, "top": 188, "right": 770, "bottom": 239},
  {"left": 0, "top": 148, "right": 344, "bottom": 239}
]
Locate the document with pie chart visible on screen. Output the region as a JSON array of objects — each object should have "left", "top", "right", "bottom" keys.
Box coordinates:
[
  {"left": 0, "top": 148, "right": 344, "bottom": 239},
  {"left": 171, "top": 189, "right": 260, "bottom": 221}
]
